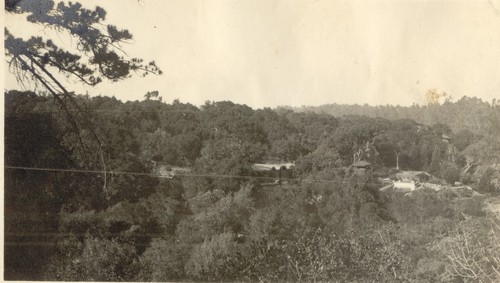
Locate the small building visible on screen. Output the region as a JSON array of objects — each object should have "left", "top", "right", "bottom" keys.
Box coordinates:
[
  {"left": 394, "top": 181, "right": 416, "bottom": 191},
  {"left": 352, "top": 161, "right": 371, "bottom": 170},
  {"left": 352, "top": 160, "right": 371, "bottom": 175},
  {"left": 155, "top": 165, "right": 191, "bottom": 178},
  {"left": 251, "top": 162, "right": 295, "bottom": 172},
  {"left": 442, "top": 134, "right": 451, "bottom": 143},
  {"left": 395, "top": 171, "right": 432, "bottom": 183},
  {"left": 252, "top": 162, "right": 295, "bottom": 186}
]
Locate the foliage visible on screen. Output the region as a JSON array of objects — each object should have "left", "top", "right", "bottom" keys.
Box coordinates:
[
  {"left": 442, "top": 162, "right": 462, "bottom": 185},
  {"left": 479, "top": 167, "right": 500, "bottom": 193},
  {"left": 295, "top": 96, "right": 500, "bottom": 137},
  {"left": 184, "top": 232, "right": 243, "bottom": 281},
  {"left": 5, "top": 0, "right": 161, "bottom": 86},
  {"left": 435, "top": 215, "right": 500, "bottom": 282},
  {"left": 5, "top": 88, "right": 500, "bottom": 281},
  {"left": 137, "top": 238, "right": 189, "bottom": 281},
  {"left": 44, "top": 235, "right": 139, "bottom": 281},
  {"left": 4, "top": 91, "right": 75, "bottom": 279}
]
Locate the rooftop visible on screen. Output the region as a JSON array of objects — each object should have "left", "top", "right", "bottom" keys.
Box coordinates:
[{"left": 352, "top": 161, "right": 371, "bottom": 167}]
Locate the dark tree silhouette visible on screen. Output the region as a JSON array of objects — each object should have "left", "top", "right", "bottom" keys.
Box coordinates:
[{"left": 5, "top": 0, "right": 162, "bottom": 167}]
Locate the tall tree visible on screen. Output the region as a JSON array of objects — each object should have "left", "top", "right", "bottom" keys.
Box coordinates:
[
  {"left": 5, "top": 0, "right": 162, "bottom": 166},
  {"left": 4, "top": 2, "right": 162, "bottom": 280}
]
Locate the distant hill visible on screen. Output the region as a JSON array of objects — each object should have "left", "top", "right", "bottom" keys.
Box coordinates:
[{"left": 286, "top": 96, "right": 500, "bottom": 137}]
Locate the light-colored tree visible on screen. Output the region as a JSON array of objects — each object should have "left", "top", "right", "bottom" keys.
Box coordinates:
[{"left": 436, "top": 215, "right": 500, "bottom": 282}]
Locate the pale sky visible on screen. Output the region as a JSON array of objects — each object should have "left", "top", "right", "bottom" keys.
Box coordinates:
[{"left": 4, "top": 0, "right": 500, "bottom": 108}]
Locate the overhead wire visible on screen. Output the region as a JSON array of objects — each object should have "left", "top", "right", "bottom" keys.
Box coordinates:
[
  {"left": 4, "top": 104, "right": 386, "bottom": 246},
  {"left": 4, "top": 162, "right": 384, "bottom": 245},
  {"left": 4, "top": 165, "right": 383, "bottom": 186}
]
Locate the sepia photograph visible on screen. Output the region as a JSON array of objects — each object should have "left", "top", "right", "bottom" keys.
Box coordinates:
[{"left": 3, "top": 0, "right": 500, "bottom": 281}]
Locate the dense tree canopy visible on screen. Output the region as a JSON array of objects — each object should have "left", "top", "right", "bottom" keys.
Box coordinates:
[
  {"left": 294, "top": 96, "right": 500, "bottom": 137},
  {"left": 4, "top": 3, "right": 500, "bottom": 279},
  {"left": 5, "top": 89, "right": 500, "bottom": 281}
]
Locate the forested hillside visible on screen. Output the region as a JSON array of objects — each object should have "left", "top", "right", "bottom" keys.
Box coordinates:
[
  {"left": 292, "top": 96, "right": 500, "bottom": 137},
  {"left": 5, "top": 90, "right": 500, "bottom": 282},
  {"left": 5, "top": 0, "right": 500, "bottom": 281}
]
